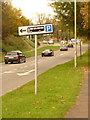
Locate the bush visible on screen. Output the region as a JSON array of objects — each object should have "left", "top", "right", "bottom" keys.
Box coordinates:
[{"left": 2, "top": 35, "right": 34, "bottom": 53}]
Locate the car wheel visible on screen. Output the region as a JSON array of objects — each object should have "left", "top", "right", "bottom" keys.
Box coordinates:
[
  {"left": 11, "top": 61, "right": 13, "bottom": 64},
  {"left": 24, "top": 58, "right": 26, "bottom": 63},
  {"left": 19, "top": 58, "right": 23, "bottom": 63},
  {"left": 52, "top": 53, "right": 54, "bottom": 56},
  {"left": 5, "top": 61, "right": 8, "bottom": 64},
  {"left": 18, "top": 59, "right": 20, "bottom": 63}
]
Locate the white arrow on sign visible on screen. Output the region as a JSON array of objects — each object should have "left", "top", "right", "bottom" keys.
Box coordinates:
[{"left": 20, "top": 29, "right": 26, "bottom": 33}]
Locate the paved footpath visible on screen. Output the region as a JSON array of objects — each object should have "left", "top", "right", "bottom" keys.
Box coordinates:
[{"left": 65, "top": 69, "right": 89, "bottom": 118}]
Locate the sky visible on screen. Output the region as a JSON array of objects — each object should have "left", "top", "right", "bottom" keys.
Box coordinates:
[{"left": 11, "top": 0, "right": 55, "bottom": 23}]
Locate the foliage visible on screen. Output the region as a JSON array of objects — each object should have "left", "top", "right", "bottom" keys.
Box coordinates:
[
  {"left": 2, "top": 35, "right": 34, "bottom": 53},
  {"left": 50, "top": 1, "right": 74, "bottom": 39},
  {"left": 36, "top": 13, "right": 55, "bottom": 24},
  {"left": 2, "top": 1, "right": 35, "bottom": 53},
  {"left": 26, "top": 39, "right": 35, "bottom": 48},
  {"left": 2, "top": 1, "right": 32, "bottom": 39},
  {"left": 50, "top": 1, "right": 89, "bottom": 38}
]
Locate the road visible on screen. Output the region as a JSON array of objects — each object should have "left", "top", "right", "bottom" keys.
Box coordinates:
[{"left": 1, "top": 44, "right": 88, "bottom": 96}]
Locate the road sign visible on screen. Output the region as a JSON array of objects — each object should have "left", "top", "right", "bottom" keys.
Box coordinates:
[
  {"left": 18, "top": 24, "right": 53, "bottom": 36},
  {"left": 18, "top": 24, "right": 53, "bottom": 95}
]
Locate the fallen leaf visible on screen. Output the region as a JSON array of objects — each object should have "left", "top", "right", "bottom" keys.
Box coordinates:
[
  {"left": 36, "top": 101, "right": 40, "bottom": 104},
  {"left": 60, "top": 100, "right": 65, "bottom": 104},
  {"left": 60, "top": 96, "right": 63, "bottom": 98},
  {"left": 28, "top": 112, "right": 31, "bottom": 114},
  {"left": 52, "top": 106, "right": 55, "bottom": 109}
]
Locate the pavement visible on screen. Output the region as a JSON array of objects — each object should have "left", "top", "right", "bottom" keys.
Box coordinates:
[{"left": 65, "top": 68, "right": 89, "bottom": 118}]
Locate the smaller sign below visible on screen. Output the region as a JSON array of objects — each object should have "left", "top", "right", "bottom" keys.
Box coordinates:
[{"left": 18, "top": 24, "right": 53, "bottom": 36}]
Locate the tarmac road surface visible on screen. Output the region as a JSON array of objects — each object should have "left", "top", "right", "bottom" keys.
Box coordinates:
[{"left": 0, "top": 44, "right": 89, "bottom": 96}]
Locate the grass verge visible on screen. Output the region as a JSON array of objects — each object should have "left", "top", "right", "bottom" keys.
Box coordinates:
[{"left": 2, "top": 49, "right": 89, "bottom": 118}]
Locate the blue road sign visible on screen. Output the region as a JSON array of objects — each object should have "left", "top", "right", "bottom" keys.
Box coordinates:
[{"left": 45, "top": 24, "right": 53, "bottom": 32}]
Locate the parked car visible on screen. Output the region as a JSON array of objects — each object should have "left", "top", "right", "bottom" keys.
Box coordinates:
[
  {"left": 48, "top": 39, "right": 54, "bottom": 44},
  {"left": 42, "top": 49, "right": 54, "bottom": 57},
  {"left": 60, "top": 45, "right": 68, "bottom": 51},
  {"left": 4, "top": 51, "right": 26, "bottom": 64}
]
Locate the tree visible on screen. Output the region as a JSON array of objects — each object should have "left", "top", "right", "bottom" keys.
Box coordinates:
[
  {"left": 2, "top": 1, "right": 31, "bottom": 39},
  {"left": 50, "top": 1, "right": 88, "bottom": 38},
  {"left": 50, "top": 2, "right": 74, "bottom": 30},
  {"left": 36, "top": 13, "right": 54, "bottom": 24},
  {"left": 80, "top": 2, "right": 89, "bottom": 38}
]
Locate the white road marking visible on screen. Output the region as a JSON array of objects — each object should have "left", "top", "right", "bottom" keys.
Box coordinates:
[
  {"left": 60, "top": 54, "right": 64, "bottom": 56},
  {"left": 9, "top": 64, "right": 17, "bottom": 66},
  {"left": 17, "top": 69, "right": 35, "bottom": 76},
  {"left": 3, "top": 71, "right": 14, "bottom": 74}
]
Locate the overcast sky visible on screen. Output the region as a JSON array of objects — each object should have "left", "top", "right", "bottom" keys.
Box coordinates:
[{"left": 11, "top": 0, "right": 54, "bottom": 23}]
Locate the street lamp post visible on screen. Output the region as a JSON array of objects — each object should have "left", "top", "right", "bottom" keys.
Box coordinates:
[
  {"left": 74, "top": 0, "right": 77, "bottom": 68},
  {"left": 35, "top": 34, "right": 38, "bottom": 95}
]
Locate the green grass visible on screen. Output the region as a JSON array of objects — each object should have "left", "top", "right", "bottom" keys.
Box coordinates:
[
  {"left": 2, "top": 35, "right": 36, "bottom": 54},
  {"left": 2, "top": 49, "right": 89, "bottom": 118},
  {"left": 24, "top": 46, "right": 60, "bottom": 57}
]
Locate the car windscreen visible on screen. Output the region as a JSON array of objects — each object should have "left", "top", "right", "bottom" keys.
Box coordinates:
[
  {"left": 44, "top": 49, "right": 51, "bottom": 52},
  {"left": 7, "top": 52, "right": 18, "bottom": 55}
]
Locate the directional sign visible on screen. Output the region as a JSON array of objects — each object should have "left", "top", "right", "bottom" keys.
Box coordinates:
[{"left": 18, "top": 24, "right": 53, "bottom": 36}]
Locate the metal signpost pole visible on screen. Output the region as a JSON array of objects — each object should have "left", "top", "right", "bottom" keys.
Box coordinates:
[
  {"left": 74, "top": 0, "right": 77, "bottom": 68},
  {"left": 35, "top": 34, "right": 38, "bottom": 95}
]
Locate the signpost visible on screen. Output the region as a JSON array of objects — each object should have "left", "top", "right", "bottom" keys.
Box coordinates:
[
  {"left": 18, "top": 24, "right": 53, "bottom": 95},
  {"left": 18, "top": 24, "right": 53, "bottom": 36}
]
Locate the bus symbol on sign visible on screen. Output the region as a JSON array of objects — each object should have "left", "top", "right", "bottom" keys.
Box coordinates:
[{"left": 45, "top": 25, "right": 53, "bottom": 32}]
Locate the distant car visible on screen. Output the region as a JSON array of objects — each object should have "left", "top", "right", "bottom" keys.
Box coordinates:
[
  {"left": 71, "top": 38, "right": 81, "bottom": 44},
  {"left": 60, "top": 46, "right": 68, "bottom": 51},
  {"left": 71, "top": 39, "right": 76, "bottom": 44},
  {"left": 42, "top": 49, "right": 54, "bottom": 57},
  {"left": 4, "top": 51, "right": 26, "bottom": 64},
  {"left": 48, "top": 39, "right": 54, "bottom": 44},
  {"left": 68, "top": 43, "right": 73, "bottom": 48},
  {"left": 42, "top": 40, "right": 48, "bottom": 44},
  {"left": 60, "top": 40, "right": 67, "bottom": 44}
]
